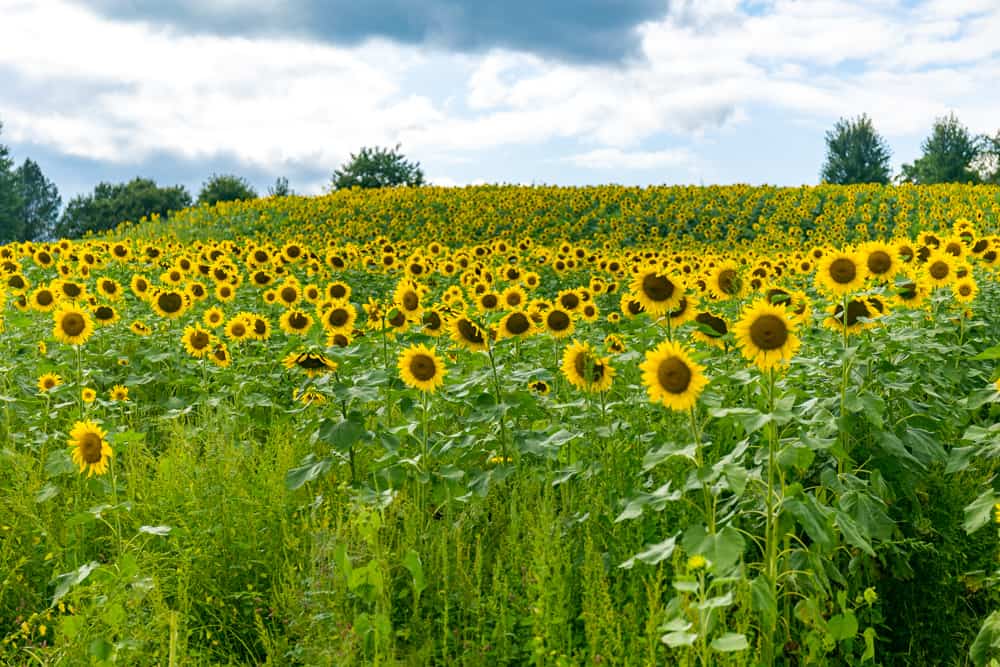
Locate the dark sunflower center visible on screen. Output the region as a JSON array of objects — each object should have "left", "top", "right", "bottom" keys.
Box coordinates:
[
  {"left": 330, "top": 285, "right": 347, "bottom": 298},
  {"left": 95, "top": 306, "right": 114, "bottom": 320},
  {"left": 63, "top": 282, "right": 81, "bottom": 297},
  {"left": 642, "top": 273, "right": 674, "bottom": 301},
  {"left": 328, "top": 309, "right": 349, "bottom": 327},
  {"left": 959, "top": 284, "right": 973, "bottom": 296},
  {"left": 668, "top": 297, "right": 689, "bottom": 318},
  {"left": 505, "top": 313, "right": 531, "bottom": 335},
  {"left": 482, "top": 294, "right": 498, "bottom": 309},
  {"left": 765, "top": 289, "right": 789, "bottom": 306},
  {"left": 457, "top": 319, "right": 484, "bottom": 344},
  {"left": 627, "top": 300, "right": 644, "bottom": 315},
  {"left": 254, "top": 250, "right": 269, "bottom": 263},
  {"left": 79, "top": 432, "right": 103, "bottom": 464},
  {"left": 409, "top": 354, "right": 437, "bottom": 381},
  {"left": 289, "top": 313, "right": 309, "bottom": 329},
  {"left": 748, "top": 314, "right": 788, "bottom": 350},
  {"left": 657, "top": 356, "right": 692, "bottom": 394},
  {"left": 695, "top": 312, "right": 727, "bottom": 337},
  {"left": 254, "top": 272, "right": 271, "bottom": 285},
  {"left": 253, "top": 320, "right": 267, "bottom": 335},
  {"left": 330, "top": 333, "right": 349, "bottom": 347},
  {"left": 717, "top": 269, "right": 738, "bottom": 294},
  {"left": 388, "top": 311, "right": 406, "bottom": 327},
  {"left": 560, "top": 293, "right": 580, "bottom": 309},
  {"left": 297, "top": 355, "right": 328, "bottom": 369},
  {"left": 38, "top": 252, "right": 51, "bottom": 264},
  {"left": 136, "top": 279, "right": 148, "bottom": 291},
  {"left": 37, "top": 290, "right": 53, "bottom": 306},
  {"left": 158, "top": 292, "right": 183, "bottom": 313},
  {"left": 898, "top": 246, "right": 914, "bottom": 261},
  {"left": 9, "top": 275, "right": 25, "bottom": 289},
  {"left": 547, "top": 310, "right": 570, "bottom": 331},
  {"left": 945, "top": 242, "right": 962, "bottom": 257},
  {"left": 191, "top": 330, "right": 210, "bottom": 349},
  {"left": 61, "top": 313, "right": 86, "bottom": 336},
  {"left": 104, "top": 282, "right": 117, "bottom": 294},
  {"left": 972, "top": 240, "right": 989, "bottom": 253},
  {"left": 423, "top": 311, "right": 441, "bottom": 329},
  {"left": 280, "top": 287, "right": 297, "bottom": 303},
  {"left": 897, "top": 282, "right": 917, "bottom": 300},
  {"left": 402, "top": 291, "right": 419, "bottom": 311},
  {"left": 867, "top": 251, "right": 892, "bottom": 274},
  {"left": 232, "top": 323, "right": 246, "bottom": 337},
  {"left": 213, "top": 347, "right": 228, "bottom": 361},
  {"left": 828, "top": 258, "right": 857, "bottom": 284},
  {"left": 505, "top": 293, "right": 522, "bottom": 307},
  {"left": 833, "top": 299, "right": 871, "bottom": 326},
  {"left": 286, "top": 246, "right": 301, "bottom": 258},
  {"left": 573, "top": 352, "right": 604, "bottom": 383},
  {"left": 929, "top": 261, "right": 950, "bottom": 280}
]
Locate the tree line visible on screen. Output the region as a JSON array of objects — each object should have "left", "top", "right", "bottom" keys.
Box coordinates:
[{"left": 2, "top": 113, "right": 998, "bottom": 241}]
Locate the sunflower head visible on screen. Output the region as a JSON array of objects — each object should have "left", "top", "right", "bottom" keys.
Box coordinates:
[
  {"left": 640, "top": 340, "right": 708, "bottom": 412},
  {"left": 38, "top": 372, "right": 62, "bottom": 393},
  {"left": 733, "top": 299, "right": 801, "bottom": 371},
  {"left": 398, "top": 344, "right": 447, "bottom": 393},
  {"left": 68, "top": 420, "right": 113, "bottom": 477},
  {"left": 450, "top": 316, "right": 488, "bottom": 352},
  {"left": 109, "top": 384, "right": 129, "bottom": 402},
  {"left": 283, "top": 351, "right": 338, "bottom": 378},
  {"left": 561, "top": 340, "right": 614, "bottom": 393},
  {"left": 631, "top": 267, "right": 684, "bottom": 315},
  {"left": 52, "top": 304, "right": 94, "bottom": 346}
]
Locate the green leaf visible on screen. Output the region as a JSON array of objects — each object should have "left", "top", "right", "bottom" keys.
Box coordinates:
[
  {"left": 402, "top": 549, "right": 426, "bottom": 598},
  {"left": 785, "top": 496, "right": 834, "bottom": 549},
  {"left": 711, "top": 633, "right": 749, "bottom": 652},
  {"left": 827, "top": 610, "right": 858, "bottom": 641},
  {"left": 52, "top": 561, "right": 100, "bottom": 605},
  {"left": 970, "top": 610, "right": 1000, "bottom": 666},
  {"left": 835, "top": 510, "right": 875, "bottom": 557},
  {"left": 35, "top": 482, "right": 60, "bottom": 503},
  {"left": 681, "top": 524, "right": 745, "bottom": 574},
  {"left": 139, "top": 525, "right": 171, "bottom": 536},
  {"left": 662, "top": 631, "right": 698, "bottom": 647},
  {"left": 285, "top": 455, "right": 332, "bottom": 491},
  {"left": 643, "top": 441, "right": 698, "bottom": 470},
  {"left": 862, "top": 627, "right": 877, "bottom": 662},
  {"left": 964, "top": 489, "right": 1000, "bottom": 534},
  {"left": 619, "top": 534, "right": 678, "bottom": 569},
  {"left": 89, "top": 638, "right": 114, "bottom": 661},
  {"left": 317, "top": 415, "right": 366, "bottom": 452},
  {"left": 972, "top": 345, "right": 1000, "bottom": 360}
]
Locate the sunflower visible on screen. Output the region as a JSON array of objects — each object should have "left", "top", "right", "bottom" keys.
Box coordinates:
[
  {"left": 529, "top": 379, "right": 551, "bottom": 394},
  {"left": 394, "top": 280, "right": 425, "bottom": 321},
  {"left": 501, "top": 286, "right": 528, "bottom": 309},
  {"left": 620, "top": 294, "right": 645, "bottom": 318},
  {"left": 543, "top": 307, "right": 575, "bottom": 339},
  {"left": 667, "top": 295, "right": 696, "bottom": 327},
  {"left": 130, "top": 320, "right": 152, "bottom": 336},
  {"left": 824, "top": 298, "right": 879, "bottom": 334},
  {"left": 450, "top": 316, "right": 488, "bottom": 352},
  {"left": 556, "top": 289, "right": 582, "bottom": 312},
  {"left": 561, "top": 340, "right": 614, "bottom": 393},
  {"left": 733, "top": 300, "right": 800, "bottom": 370},
  {"left": 861, "top": 241, "right": 898, "bottom": 280},
  {"left": 151, "top": 289, "right": 188, "bottom": 319},
  {"left": 420, "top": 308, "right": 446, "bottom": 336},
  {"left": 477, "top": 291, "right": 501, "bottom": 313},
  {"left": 398, "top": 344, "right": 447, "bottom": 392},
  {"left": 203, "top": 306, "right": 225, "bottom": 328},
  {"left": 57, "top": 280, "right": 86, "bottom": 302},
  {"left": 319, "top": 301, "right": 358, "bottom": 333},
  {"left": 497, "top": 310, "right": 534, "bottom": 340},
  {"left": 923, "top": 250, "right": 956, "bottom": 287},
  {"left": 604, "top": 334, "right": 626, "bottom": 354},
  {"left": 209, "top": 343, "right": 231, "bottom": 368},
  {"left": 81, "top": 387, "right": 97, "bottom": 403},
  {"left": 325, "top": 330, "right": 353, "bottom": 348},
  {"left": 52, "top": 304, "right": 94, "bottom": 346},
  {"left": 631, "top": 267, "right": 684, "bottom": 315},
  {"left": 293, "top": 388, "right": 327, "bottom": 406},
  {"left": 38, "top": 373, "right": 62, "bottom": 393},
  {"left": 579, "top": 302, "right": 599, "bottom": 322},
  {"left": 639, "top": 340, "right": 708, "bottom": 411},
  {"left": 326, "top": 281, "right": 351, "bottom": 301},
  {"left": 708, "top": 261, "right": 742, "bottom": 300},
  {"left": 92, "top": 304, "right": 119, "bottom": 327},
  {"left": 816, "top": 250, "right": 867, "bottom": 295},
  {"left": 182, "top": 325, "right": 215, "bottom": 358},
  {"left": 246, "top": 314, "right": 272, "bottom": 341},
  {"left": 97, "top": 278, "right": 122, "bottom": 301},
  {"left": 109, "top": 384, "right": 129, "bottom": 402},
  {"left": 68, "top": 420, "right": 113, "bottom": 477},
  {"left": 28, "top": 286, "right": 58, "bottom": 312},
  {"left": 692, "top": 311, "right": 729, "bottom": 348},
  {"left": 277, "top": 281, "right": 301, "bottom": 307},
  {"left": 952, "top": 276, "right": 978, "bottom": 303},
  {"left": 225, "top": 315, "right": 252, "bottom": 341},
  {"left": 283, "top": 351, "right": 338, "bottom": 377},
  {"left": 280, "top": 309, "right": 314, "bottom": 336},
  {"left": 892, "top": 274, "right": 929, "bottom": 308}
]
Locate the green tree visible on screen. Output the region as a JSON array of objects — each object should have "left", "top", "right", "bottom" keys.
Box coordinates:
[
  {"left": 977, "top": 131, "right": 1000, "bottom": 184},
  {"left": 820, "top": 114, "right": 892, "bottom": 185},
  {"left": 0, "top": 122, "right": 25, "bottom": 243},
  {"left": 197, "top": 174, "right": 258, "bottom": 206},
  {"left": 56, "top": 178, "right": 192, "bottom": 238},
  {"left": 267, "top": 176, "right": 292, "bottom": 197},
  {"left": 900, "top": 113, "right": 982, "bottom": 184},
  {"left": 330, "top": 144, "right": 425, "bottom": 190},
  {"left": 15, "top": 158, "right": 62, "bottom": 241}
]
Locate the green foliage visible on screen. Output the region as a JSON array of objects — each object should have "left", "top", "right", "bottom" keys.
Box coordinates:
[
  {"left": 330, "top": 144, "right": 425, "bottom": 191},
  {"left": 15, "top": 158, "right": 62, "bottom": 241},
  {"left": 0, "top": 121, "right": 25, "bottom": 243},
  {"left": 56, "top": 178, "right": 192, "bottom": 239},
  {"left": 267, "top": 176, "right": 292, "bottom": 197},
  {"left": 901, "top": 113, "right": 983, "bottom": 184},
  {"left": 196, "top": 173, "right": 258, "bottom": 207},
  {"left": 821, "top": 114, "right": 892, "bottom": 185}
]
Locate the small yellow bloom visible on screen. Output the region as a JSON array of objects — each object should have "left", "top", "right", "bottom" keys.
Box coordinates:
[
  {"left": 687, "top": 554, "right": 708, "bottom": 571},
  {"left": 38, "top": 373, "right": 62, "bottom": 393},
  {"left": 109, "top": 384, "right": 129, "bottom": 402},
  {"left": 82, "top": 387, "right": 97, "bottom": 403}
]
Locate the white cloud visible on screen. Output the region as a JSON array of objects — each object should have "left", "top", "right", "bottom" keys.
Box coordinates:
[{"left": 565, "top": 148, "right": 694, "bottom": 170}]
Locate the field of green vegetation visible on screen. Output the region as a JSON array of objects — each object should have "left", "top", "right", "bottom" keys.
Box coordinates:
[{"left": 2, "top": 183, "right": 1000, "bottom": 665}]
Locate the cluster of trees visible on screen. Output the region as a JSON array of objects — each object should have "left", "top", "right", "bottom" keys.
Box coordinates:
[{"left": 821, "top": 112, "right": 1000, "bottom": 185}]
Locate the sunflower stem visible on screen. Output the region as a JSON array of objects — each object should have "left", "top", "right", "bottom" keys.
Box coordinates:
[
  {"left": 762, "top": 367, "right": 779, "bottom": 665},
  {"left": 421, "top": 390, "right": 430, "bottom": 472},
  {"left": 689, "top": 406, "right": 715, "bottom": 534},
  {"left": 485, "top": 341, "right": 509, "bottom": 462}
]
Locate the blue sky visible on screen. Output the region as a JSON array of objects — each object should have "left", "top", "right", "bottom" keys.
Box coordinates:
[{"left": 1, "top": 0, "right": 998, "bottom": 200}]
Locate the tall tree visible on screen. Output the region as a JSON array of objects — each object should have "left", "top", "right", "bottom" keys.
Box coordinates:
[
  {"left": 900, "top": 113, "right": 982, "bottom": 184},
  {"left": 267, "top": 176, "right": 292, "bottom": 197},
  {"left": 820, "top": 114, "right": 892, "bottom": 185},
  {"left": 197, "top": 174, "right": 258, "bottom": 206},
  {"left": 56, "top": 178, "right": 192, "bottom": 238},
  {"left": 977, "top": 131, "right": 1000, "bottom": 184},
  {"left": 0, "top": 122, "right": 25, "bottom": 243},
  {"left": 331, "top": 144, "right": 425, "bottom": 190},
  {"left": 15, "top": 158, "right": 61, "bottom": 241}
]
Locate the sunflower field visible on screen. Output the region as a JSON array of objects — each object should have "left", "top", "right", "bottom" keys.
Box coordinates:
[{"left": 2, "top": 183, "right": 1000, "bottom": 665}]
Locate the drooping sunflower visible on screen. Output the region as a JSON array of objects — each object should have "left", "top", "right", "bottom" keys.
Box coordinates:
[
  {"left": 398, "top": 344, "right": 447, "bottom": 393},
  {"left": 283, "top": 350, "right": 338, "bottom": 377},
  {"left": 279, "top": 309, "right": 314, "bottom": 336},
  {"left": 497, "top": 310, "right": 534, "bottom": 340},
  {"left": 631, "top": 268, "right": 684, "bottom": 315},
  {"left": 68, "top": 420, "right": 113, "bottom": 477},
  {"left": 815, "top": 250, "right": 867, "bottom": 295},
  {"left": 38, "top": 373, "right": 62, "bottom": 393},
  {"left": 450, "top": 316, "right": 488, "bottom": 352},
  {"left": 52, "top": 304, "right": 94, "bottom": 346},
  {"left": 692, "top": 311, "right": 729, "bottom": 349},
  {"left": 130, "top": 320, "right": 152, "bottom": 336},
  {"left": 182, "top": 325, "right": 215, "bottom": 358},
  {"left": 639, "top": 339, "right": 708, "bottom": 412},
  {"left": 561, "top": 340, "right": 615, "bottom": 393},
  {"left": 209, "top": 343, "right": 231, "bottom": 368},
  {"left": 733, "top": 300, "right": 801, "bottom": 370},
  {"left": 708, "top": 260, "right": 742, "bottom": 300}
]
